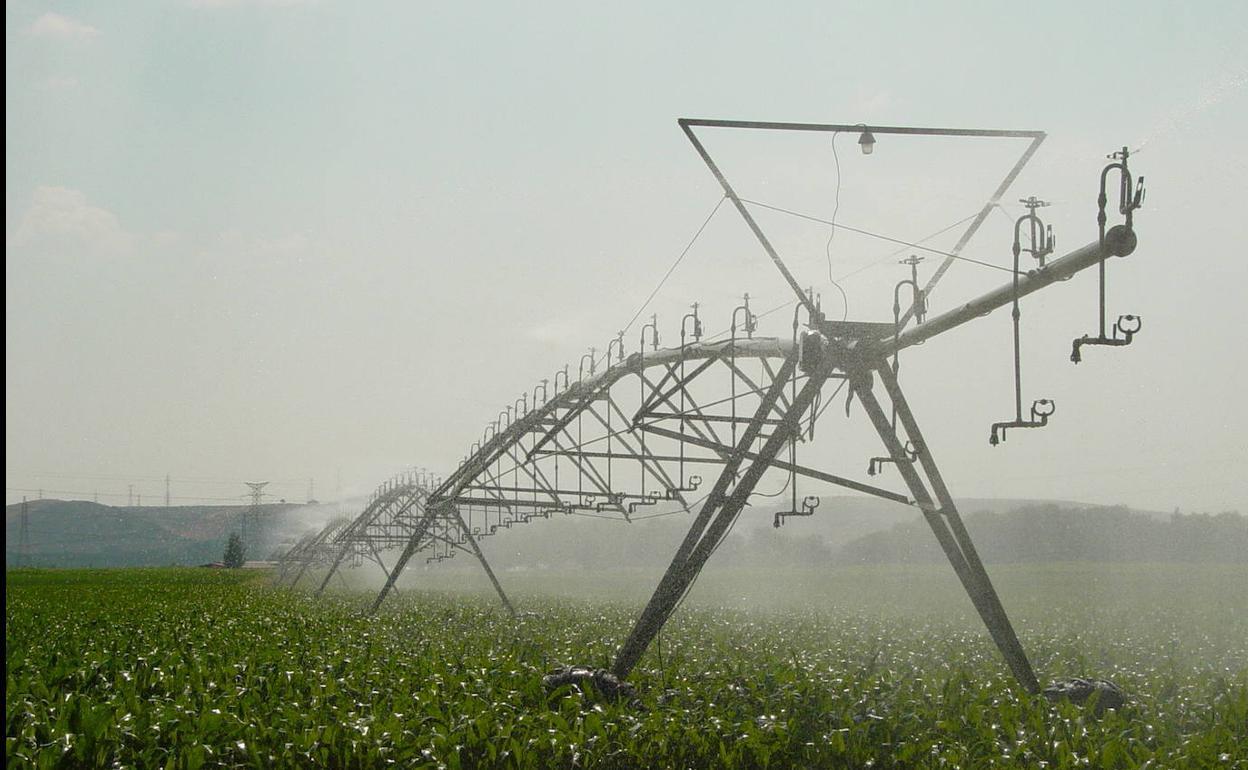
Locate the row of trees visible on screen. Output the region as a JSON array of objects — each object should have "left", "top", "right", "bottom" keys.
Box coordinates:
[
  {"left": 286, "top": 503, "right": 1244, "bottom": 574},
  {"left": 838, "top": 505, "right": 1247, "bottom": 565},
  {"left": 459, "top": 504, "right": 1246, "bottom": 570}
]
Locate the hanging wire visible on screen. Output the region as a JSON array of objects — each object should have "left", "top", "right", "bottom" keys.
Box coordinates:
[
  {"left": 750, "top": 472, "right": 792, "bottom": 498},
  {"left": 597, "top": 196, "right": 727, "bottom": 370},
  {"left": 631, "top": 491, "right": 711, "bottom": 521},
  {"left": 622, "top": 195, "right": 727, "bottom": 335},
  {"left": 810, "top": 378, "right": 849, "bottom": 424},
  {"left": 993, "top": 201, "right": 1018, "bottom": 226},
  {"left": 741, "top": 197, "right": 1020, "bottom": 275},
  {"left": 4, "top": 486, "right": 249, "bottom": 503},
  {"left": 824, "top": 132, "right": 850, "bottom": 320},
  {"left": 836, "top": 210, "right": 982, "bottom": 282},
  {"left": 689, "top": 209, "right": 997, "bottom": 347}
]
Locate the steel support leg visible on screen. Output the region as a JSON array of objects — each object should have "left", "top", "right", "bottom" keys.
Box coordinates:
[
  {"left": 372, "top": 508, "right": 438, "bottom": 612},
  {"left": 370, "top": 504, "right": 515, "bottom": 614},
  {"left": 367, "top": 542, "right": 403, "bottom": 597},
  {"left": 876, "top": 361, "right": 1018, "bottom": 617},
  {"left": 612, "top": 356, "right": 819, "bottom": 679},
  {"left": 458, "top": 521, "right": 516, "bottom": 617},
  {"left": 854, "top": 363, "right": 1040, "bottom": 693},
  {"left": 315, "top": 542, "right": 352, "bottom": 597},
  {"left": 288, "top": 557, "right": 315, "bottom": 589},
  {"left": 274, "top": 557, "right": 295, "bottom": 585}
]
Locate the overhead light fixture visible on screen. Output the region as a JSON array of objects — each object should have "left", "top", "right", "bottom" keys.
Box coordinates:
[{"left": 857, "top": 126, "right": 876, "bottom": 155}]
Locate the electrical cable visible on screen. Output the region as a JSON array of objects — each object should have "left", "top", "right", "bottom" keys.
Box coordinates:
[
  {"left": 825, "top": 132, "right": 850, "bottom": 320},
  {"left": 740, "top": 197, "right": 1020, "bottom": 275},
  {"left": 750, "top": 472, "right": 792, "bottom": 498},
  {"left": 811, "top": 379, "right": 849, "bottom": 424},
  {"left": 5, "top": 487, "right": 251, "bottom": 503},
  {"left": 622, "top": 194, "right": 726, "bottom": 335},
  {"left": 7, "top": 471, "right": 309, "bottom": 485},
  {"left": 631, "top": 491, "right": 711, "bottom": 521},
  {"left": 992, "top": 202, "right": 1017, "bottom": 226},
  {"left": 598, "top": 196, "right": 726, "bottom": 370},
  {"left": 835, "top": 210, "right": 982, "bottom": 282},
  {"left": 690, "top": 209, "right": 987, "bottom": 347}
]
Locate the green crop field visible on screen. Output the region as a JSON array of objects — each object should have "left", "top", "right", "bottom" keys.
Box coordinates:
[{"left": 6, "top": 565, "right": 1246, "bottom": 769}]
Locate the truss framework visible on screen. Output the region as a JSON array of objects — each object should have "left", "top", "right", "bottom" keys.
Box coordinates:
[{"left": 277, "top": 119, "right": 1145, "bottom": 694}]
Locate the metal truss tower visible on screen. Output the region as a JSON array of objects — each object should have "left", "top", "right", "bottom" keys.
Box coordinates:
[
  {"left": 242, "top": 481, "right": 269, "bottom": 553},
  {"left": 17, "top": 496, "right": 31, "bottom": 568}
]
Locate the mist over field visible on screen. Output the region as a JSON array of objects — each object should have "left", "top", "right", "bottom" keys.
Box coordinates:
[
  {"left": 9, "top": 496, "right": 1245, "bottom": 571},
  {"left": 7, "top": 1, "right": 1247, "bottom": 767}
]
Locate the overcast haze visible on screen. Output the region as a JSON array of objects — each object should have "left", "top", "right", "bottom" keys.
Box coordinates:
[{"left": 6, "top": 1, "right": 1247, "bottom": 513}]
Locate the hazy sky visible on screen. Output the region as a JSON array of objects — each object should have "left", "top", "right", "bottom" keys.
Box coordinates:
[{"left": 6, "top": 1, "right": 1247, "bottom": 513}]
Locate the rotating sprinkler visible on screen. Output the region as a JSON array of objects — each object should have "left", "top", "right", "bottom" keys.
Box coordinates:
[
  {"left": 989, "top": 197, "right": 1057, "bottom": 446},
  {"left": 1071, "top": 147, "right": 1145, "bottom": 363},
  {"left": 869, "top": 257, "right": 927, "bottom": 471}
]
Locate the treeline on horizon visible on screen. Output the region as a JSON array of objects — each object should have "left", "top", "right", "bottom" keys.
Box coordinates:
[
  {"left": 829, "top": 504, "right": 1247, "bottom": 566},
  {"left": 6, "top": 500, "right": 1245, "bottom": 569},
  {"left": 474, "top": 503, "right": 1248, "bottom": 571}
]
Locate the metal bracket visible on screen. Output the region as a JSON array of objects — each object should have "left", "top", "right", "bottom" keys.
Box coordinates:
[
  {"left": 772, "top": 495, "right": 820, "bottom": 528},
  {"left": 1071, "top": 313, "right": 1142, "bottom": 363},
  {"left": 867, "top": 440, "right": 922, "bottom": 476},
  {"left": 990, "top": 398, "right": 1055, "bottom": 446}
]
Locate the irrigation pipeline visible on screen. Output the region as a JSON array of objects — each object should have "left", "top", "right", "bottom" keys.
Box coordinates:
[{"left": 276, "top": 121, "right": 1147, "bottom": 706}]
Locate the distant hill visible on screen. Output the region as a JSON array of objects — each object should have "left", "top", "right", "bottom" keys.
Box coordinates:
[
  {"left": 836, "top": 503, "right": 1247, "bottom": 565},
  {"left": 465, "top": 496, "right": 1098, "bottom": 572},
  {"left": 468, "top": 500, "right": 1236, "bottom": 572},
  {"left": 7, "top": 496, "right": 1230, "bottom": 570},
  {"left": 4, "top": 499, "right": 335, "bottom": 568}
]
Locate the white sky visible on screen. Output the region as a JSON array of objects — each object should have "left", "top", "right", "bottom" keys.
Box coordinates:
[{"left": 6, "top": 1, "right": 1247, "bottom": 512}]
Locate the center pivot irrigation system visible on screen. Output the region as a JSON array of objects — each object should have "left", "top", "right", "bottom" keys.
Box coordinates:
[{"left": 278, "top": 118, "right": 1147, "bottom": 700}]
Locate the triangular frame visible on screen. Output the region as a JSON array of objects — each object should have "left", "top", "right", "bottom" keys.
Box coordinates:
[{"left": 679, "top": 118, "right": 1045, "bottom": 324}]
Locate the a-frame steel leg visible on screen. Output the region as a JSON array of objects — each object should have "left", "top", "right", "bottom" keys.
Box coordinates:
[
  {"left": 372, "top": 510, "right": 437, "bottom": 611},
  {"left": 288, "top": 557, "right": 315, "bottom": 589},
  {"left": 457, "top": 519, "right": 517, "bottom": 617},
  {"left": 274, "top": 557, "right": 295, "bottom": 585},
  {"left": 371, "top": 502, "right": 516, "bottom": 615},
  {"left": 853, "top": 360, "right": 1040, "bottom": 693},
  {"left": 368, "top": 542, "right": 401, "bottom": 597},
  {"left": 612, "top": 355, "right": 816, "bottom": 679},
  {"left": 316, "top": 542, "right": 352, "bottom": 597}
]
